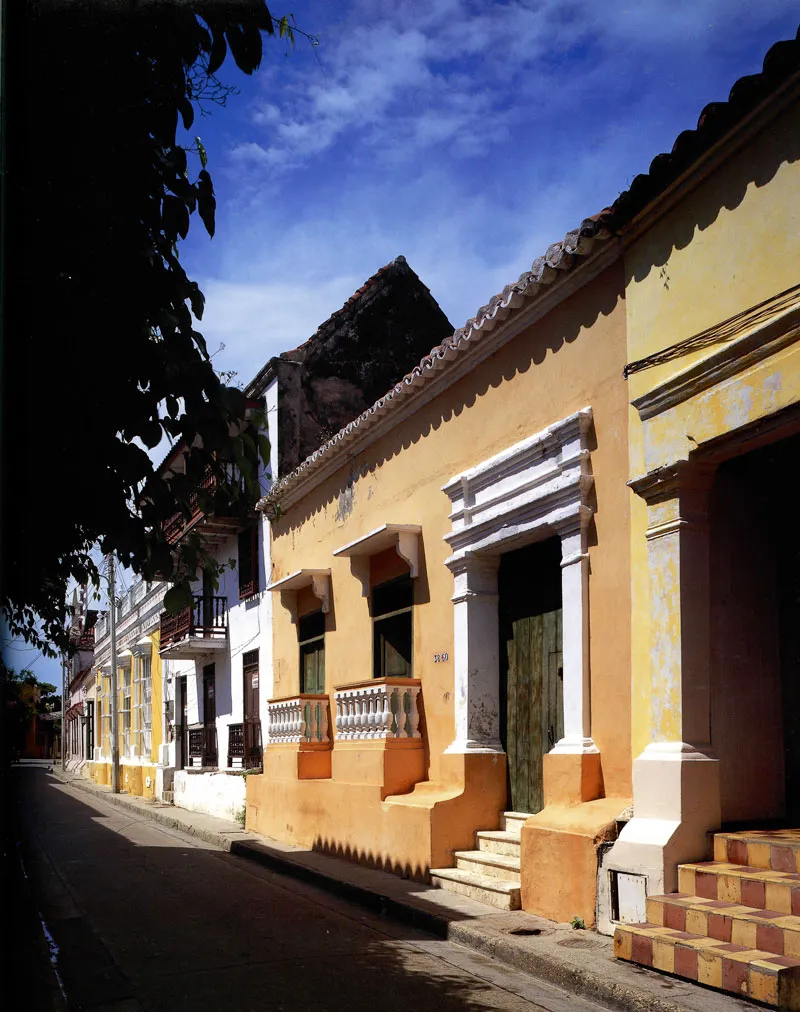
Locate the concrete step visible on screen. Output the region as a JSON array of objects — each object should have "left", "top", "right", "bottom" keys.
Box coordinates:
[
  {"left": 502, "top": 811, "right": 531, "bottom": 837},
  {"left": 475, "top": 829, "right": 521, "bottom": 857},
  {"left": 647, "top": 892, "right": 800, "bottom": 955},
  {"left": 679, "top": 861, "right": 800, "bottom": 914},
  {"left": 615, "top": 920, "right": 800, "bottom": 1008},
  {"left": 430, "top": 867, "right": 521, "bottom": 910},
  {"left": 715, "top": 830, "right": 800, "bottom": 873},
  {"left": 453, "top": 849, "right": 521, "bottom": 882}
]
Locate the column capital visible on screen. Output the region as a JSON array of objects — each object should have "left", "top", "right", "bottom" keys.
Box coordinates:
[
  {"left": 628, "top": 459, "right": 716, "bottom": 506},
  {"left": 445, "top": 551, "right": 500, "bottom": 577}
]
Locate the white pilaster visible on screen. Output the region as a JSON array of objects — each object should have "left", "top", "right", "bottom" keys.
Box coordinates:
[
  {"left": 551, "top": 511, "right": 597, "bottom": 754},
  {"left": 445, "top": 555, "right": 502, "bottom": 753},
  {"left": 442, "top": 408, "right": 596, "bottom": 758}
]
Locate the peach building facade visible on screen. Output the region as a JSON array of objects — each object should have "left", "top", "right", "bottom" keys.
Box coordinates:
[{"left": 247, "top": 231, "right": 633, "bottom": 925}]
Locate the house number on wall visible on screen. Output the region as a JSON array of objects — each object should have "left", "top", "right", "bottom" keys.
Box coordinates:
[{"left": 433, "top": 652, "right": 449, "bottom": 663}]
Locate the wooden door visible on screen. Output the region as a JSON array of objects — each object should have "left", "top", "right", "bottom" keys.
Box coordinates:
[
  {"left": 499, "top": 539, "right": 563, "bottom": 814},
  {"left": 176, "top": 676, "right": 188, "bottom": 769},
  {"left": 203, "top": 665, "right": 216, "bottom": 726},
  {"left": 243, "top": 651, "right": 259, "bottom": 721}
]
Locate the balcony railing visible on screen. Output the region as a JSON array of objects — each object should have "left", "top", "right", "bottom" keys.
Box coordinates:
[
  {"left": 267, "top": 695, "right": 330, "bottom": 745},
  {"left": 227, "top": 719, "right": 263, "bottom": 769},
  {"left": 160, "top": 595, "right": 227, "bottom": 650},
  {"left": 162, "top": 463, "right": 248, "bottom": 546},
  {"left": 334, "top": 679, "right": 422, "bottom": 741},
  {"left": 77, "top": 627, "right": 95, "bottom": 651},
  {"left": 187, "top": 724, "right": 218, "bottom": 768}
]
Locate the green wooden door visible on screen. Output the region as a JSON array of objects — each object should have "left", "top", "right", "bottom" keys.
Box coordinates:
[{"left": 499, "top": 539, "right": 563, "bottom": 814}]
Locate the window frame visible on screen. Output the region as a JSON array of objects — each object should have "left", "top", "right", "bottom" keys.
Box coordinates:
[
  {"left": 372, "top": 575, "right": 414, "bottom": 678},
  {"left": 298, "top": 610, "right": 325, "bottom": 694},
  {"left": 238, "top": 522, "right": 260, "bottom": 600}
]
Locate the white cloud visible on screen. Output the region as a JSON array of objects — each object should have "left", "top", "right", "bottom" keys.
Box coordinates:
[{"left": 182, "top": 0, "right": 800, "bottom": 401}]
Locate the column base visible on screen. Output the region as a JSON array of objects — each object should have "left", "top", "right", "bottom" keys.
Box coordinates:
[
  {"left": 597, "top": 742, "right": 720, "bottom": 932},
  {"left": 543, "top": 749, "right": 603, "bottom": 805},
  {"left": 444, "top": 738, "right": 504, "bottom": 755}
]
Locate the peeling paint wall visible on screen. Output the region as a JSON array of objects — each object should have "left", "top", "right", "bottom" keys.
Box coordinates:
[{"left": 625, "top": 98, "right": 800, "bottom": 763}]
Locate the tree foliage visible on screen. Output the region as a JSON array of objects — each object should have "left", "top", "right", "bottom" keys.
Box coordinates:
[
  {"left": 1, "top": 666, "right": 60, "bottom": 762},
  {"left": 2, "top": 1, "right": 289, "bottom": 654}
]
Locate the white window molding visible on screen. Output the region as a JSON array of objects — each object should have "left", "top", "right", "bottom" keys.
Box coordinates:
[
  {"left": 333, "top": 524, "right": 421, "bottom": 580},
  {"left": 442, "top": 408, "right": 596, "bottom": 755},
  {"left": 267, "top": 569, "right": 332, "bottom": 616}
]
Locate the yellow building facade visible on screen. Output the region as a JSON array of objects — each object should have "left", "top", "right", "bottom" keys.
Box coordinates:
[
  {"left": 604, "top": 59, "right": 800, "bottom": 916},
  {"left": 88, "top": 592, "right": 165, "bottom": 801},
  {"left": 248, "top": 235, "right": 633, "bottom": 924}
]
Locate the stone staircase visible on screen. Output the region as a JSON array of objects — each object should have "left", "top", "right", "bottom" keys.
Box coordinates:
[
  {"left": 430, "top": 812, "right": 529, "bottom": 910},
  {"left": 615, "top": 829, "right": 800, "bottom": 1009}
]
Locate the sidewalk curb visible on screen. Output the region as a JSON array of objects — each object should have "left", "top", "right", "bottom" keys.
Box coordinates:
[{"left": 50, "top": 771, "right": 735, "bottom": 1012}]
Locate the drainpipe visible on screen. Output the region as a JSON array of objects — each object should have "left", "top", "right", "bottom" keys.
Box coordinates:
[
  {"left": 108, "top": 555, "right": 120, "bottom": 793},
  {"left": 61, "top": 651, "right": 67, "bottom": 770}
]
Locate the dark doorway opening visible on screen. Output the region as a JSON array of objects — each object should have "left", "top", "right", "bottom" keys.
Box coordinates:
[
  {"left": 499, "top": 537, "right": 563, "bottom": 814},
  {"left": 710, "top": 433, "right": 800, "bottom": 825},
  {"left": 175, "top": 675, "right": 188, "bottom": 770}
]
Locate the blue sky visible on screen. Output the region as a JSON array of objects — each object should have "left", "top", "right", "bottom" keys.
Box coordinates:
[
  {"left": 184, "top": 0, "right": 799, "bottom": 385},
  {"left": 6, "top": 0, "right": 798, "bottom": 688}
]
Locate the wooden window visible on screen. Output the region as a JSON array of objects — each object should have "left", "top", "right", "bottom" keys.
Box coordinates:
[
  {"left": 372, "top": 576, "right": 413, "bottom": 678},
  {"left": 298, "top": 611, "right": 325, "bottom": 694},
  {"left": 86, "top": 700, "right": 94, "bottom": 756},
  {"left": 134, "top": 654, "right": 152, "bottom": 757},
  {"left": 238, "top": 522, "right": 259, "bottom": 600},
  {"left": 120, "top": 670, "right": 132, "bottom": 756}
]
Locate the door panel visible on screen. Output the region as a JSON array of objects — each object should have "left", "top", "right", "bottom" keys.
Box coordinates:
[
  {"left": 203, "top": 665, "right": 215, "bottom": 725},
  {"left": 499, "top": 538, "right": 563, "bottom": 814},
  {"left": 505, "top": 609, "right": 563, "bottom": 814}
]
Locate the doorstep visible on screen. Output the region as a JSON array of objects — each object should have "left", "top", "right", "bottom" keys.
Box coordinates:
[{"left": 50, "top": 769, "right": 751, "bottom": 1012}]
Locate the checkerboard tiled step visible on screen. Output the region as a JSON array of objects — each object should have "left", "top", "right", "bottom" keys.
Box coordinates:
[
  {"left": 679, "top": 861, "right": 800, "bottom": 913},
  {"left": 614, "top": 922, "right": 800, "bottom": 1007},
  {"left": 647, "top": 893, "right": 800, "bottom": 955},
  {"left": 614, "top": 829, "right": 800, "bottom": 1009},
  {"left": 715, "top": 831, "right": 800, "bottom": 873}
]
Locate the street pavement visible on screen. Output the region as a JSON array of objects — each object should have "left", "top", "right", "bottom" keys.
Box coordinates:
[{"left": 7, "top": 764, "right": 611, "bottom": 1012}]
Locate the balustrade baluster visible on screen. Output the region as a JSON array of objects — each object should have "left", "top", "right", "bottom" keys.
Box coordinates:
[
  {"left": 380, "top": 687, "right": 391, "bottom": 738},
  {"left": 408, "top": 687, "right": 421, "bottom": 739},
  {"left": 358, "top": 689, "right": 369, "bottom": 738}
]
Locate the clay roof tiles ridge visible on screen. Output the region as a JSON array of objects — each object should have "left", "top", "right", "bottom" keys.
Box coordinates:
[{"left": 258, "top": 30, "right": 800, "bottom": 513}]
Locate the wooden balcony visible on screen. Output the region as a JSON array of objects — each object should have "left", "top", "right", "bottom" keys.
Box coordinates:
[
  {"left": 162, "top": 463, "right": 249, "bottom": 547},
  {"left": 159, "top": 595, "right": 228, "bottom": 659},
  {"left": 76, "top": 627, "right": 95, "bottom": 651},
  {"left": 227, "top": 718, "right": 262, "bottom": 770},
  {"left": 187, "top": 723, "right": 218, "bottom": 768}
]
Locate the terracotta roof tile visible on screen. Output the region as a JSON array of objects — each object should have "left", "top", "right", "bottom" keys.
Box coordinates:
[{"left": 257, "top": 31, "right": 800, "bottom": 511}]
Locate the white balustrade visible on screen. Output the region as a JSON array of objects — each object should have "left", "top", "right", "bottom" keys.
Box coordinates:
[
  {"left": 267, "top": 695, "right": 330, "bottom": 745},
  {"left": 334, "top": 680, "right": 422, "bottom": 741}
]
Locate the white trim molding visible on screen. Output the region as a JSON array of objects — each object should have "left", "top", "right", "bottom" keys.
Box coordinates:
[
  {"left": 266, "top": 569, "right": 332, "bottom": 615},
  {"left": 442, "top": 408, "right": 596, "bottom": 755},
  {"left": 333, "top": 524, "right": 421, "bottom": 578}
]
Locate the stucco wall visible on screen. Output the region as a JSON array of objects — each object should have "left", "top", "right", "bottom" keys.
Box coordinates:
[
  {"left": 263, "top": 261, "right": 631, "bottom": 850},
  {"left": 174, "top": 770, "right": 247, "bottom": 822},
  {"left": 625, "top": 99, "right": 800, "bottom": 759}
]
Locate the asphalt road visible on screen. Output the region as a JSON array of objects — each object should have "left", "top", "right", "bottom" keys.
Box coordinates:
[{"left": 6, "top": 766, "right": 611, "bottom": 1012}]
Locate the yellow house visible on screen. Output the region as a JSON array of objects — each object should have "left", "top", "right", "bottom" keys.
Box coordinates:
[
  {"left": 247, "top": 215, "right": 634, "bottom": 925},
  {"left": 602, "top": 31, "right": 800, "bottom": 1008},
  {"left": 88, "top": 583, "right": 166, "bottom": 800}
]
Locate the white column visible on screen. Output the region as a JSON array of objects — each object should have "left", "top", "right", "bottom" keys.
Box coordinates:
[
  {"left": 603, "top": 461, "right": 720, "bottom": 908},
  {"left": 445, "top": 554, "right": 503, "bottom": 754},
  {"left": 551, "top": 507, "right": 597, "bottom": 754}
]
